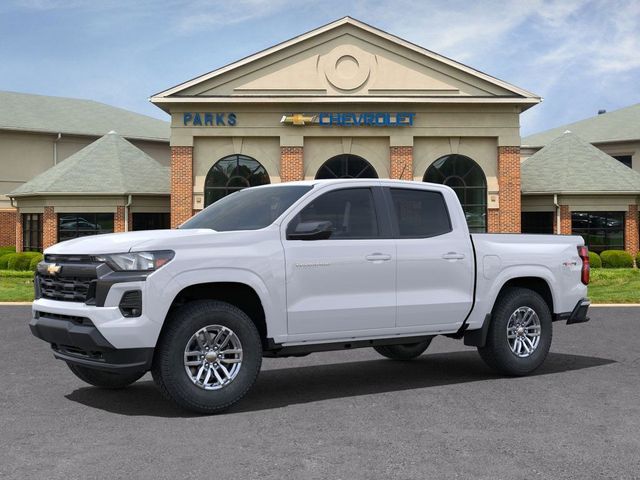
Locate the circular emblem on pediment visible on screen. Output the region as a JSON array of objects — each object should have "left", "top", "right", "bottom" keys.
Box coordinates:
[{"left": 322, "top": 45, "right": 372, "bottom": 91}]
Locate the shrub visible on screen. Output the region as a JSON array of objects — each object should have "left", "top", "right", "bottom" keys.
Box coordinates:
[
  {"left": 28, "top": 253, "right": 43, "bottom": 271},
  {"left": 6, "top": 253, "right": 30, "bottom": 271},
  {"left": 3, "top": 252, "right": 43, "bottom": 271},
  {"left": 0, "top": 246, "right": 16, "bottom": 256},
  {"left": 600, "top": 250, "right": 633, "bottom": 268},
  {"left": 588, "top": 251, "right": 602, "bottom": 269},
  {"left": 0, "top": 253, "right": 12, "bottom": 269},
  {"left": 636, "top": 251, "right": 640, "bottom": 267}
]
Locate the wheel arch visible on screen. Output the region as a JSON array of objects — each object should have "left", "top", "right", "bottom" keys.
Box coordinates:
[
  {"left": 465, "top": 275, "right": 555, "bottom": 348},
  {"left": 495, "top": 276, "right": 554, "bottom": 315},
  {"left": 164, "top": 281, "right": 269, "bottom": 349}
]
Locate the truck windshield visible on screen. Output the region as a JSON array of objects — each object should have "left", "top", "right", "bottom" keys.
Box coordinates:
[{"left": 180, "top": 185, "right": 312, "bottom": 231}]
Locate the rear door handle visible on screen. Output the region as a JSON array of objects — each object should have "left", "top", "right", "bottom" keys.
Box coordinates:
[
  {"left": 365, "top": 253, "right": 392, "bottom": 262},
  {"left": 442, "top": 252, "right": 465, "bottom": 260}
]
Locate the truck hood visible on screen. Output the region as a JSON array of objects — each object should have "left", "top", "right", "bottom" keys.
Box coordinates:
[{"left": 45, "top": 229, "right": 216, "bottom": 255}]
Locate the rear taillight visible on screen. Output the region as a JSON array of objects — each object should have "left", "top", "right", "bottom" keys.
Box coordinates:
[{"left": 577, "top": 246, "right": 590, "bottom": 285}]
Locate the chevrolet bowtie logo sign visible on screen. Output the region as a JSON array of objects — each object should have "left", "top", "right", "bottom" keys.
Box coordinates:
[
  {"left": 280, "top": 112, "right": 415, "bottom": 127},
  {"left": 47, "top": 264, "right": 62, "bottom": 275},
  {"left": 280, "top": 114, "right": 318, "bottom": 126}
]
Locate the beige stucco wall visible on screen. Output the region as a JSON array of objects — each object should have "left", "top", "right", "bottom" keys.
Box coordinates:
[
  {"left": 413, "top": 136, "right": 498, "bottom": 192},
  {"left": 13, "top": 194, "right": 169, "bottom": 212},
  {"left": 178, "top": 27, "right": 518, "bottom": 99},
  {"left": 521, "top": 195, "right": 555, "bottom": 211},
  {"left": 303, "top": 137, "right": 390, "bottom": 179},
  {"left": 169, "top": 103, "right": 521, "bottom": 148},
  {"left": 0, "top": 130, "right": 170, "bottom": 209},
  {"left": 192, "top": 136, "right": 280, "bottom": 210},
  {"left": 522, "top": 194, "right": 639, "bottom": 212},
  {"left": 176, "top": 104, "right": 516, "bottom": 210}
]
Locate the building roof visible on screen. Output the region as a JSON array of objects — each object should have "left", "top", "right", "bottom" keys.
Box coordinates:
[
  {"left": 0, "top": 91, "right": 169, "bottom": 141},
  {"left": 521, "top": 131, "right": 640, "bottom": 194},
  {"left": 523, "top": 103, "right": 640, "bottom": 147},
  {"left": 9, "top": 131, "right": 169, "bottom": 197},
  {"left": 151, "top": 16, "right": 540, "bottom": 109}
]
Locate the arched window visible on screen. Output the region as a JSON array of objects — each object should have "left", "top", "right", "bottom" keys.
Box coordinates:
[
  {"left": 424, "top": 154, "right": 487, "bottom": 233},
  {"left": 204, "top": 154, "right": 270, "bottom": 207},
  {"left": 315, "top": 154, "right": 378, "bottom": 179}
]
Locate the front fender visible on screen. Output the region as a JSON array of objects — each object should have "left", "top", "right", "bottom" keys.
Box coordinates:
[{"left": 169, "top": 267, "right": 281, "bottom": 339}]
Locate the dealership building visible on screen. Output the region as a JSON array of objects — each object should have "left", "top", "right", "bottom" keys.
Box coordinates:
[{"left": 3, "top": 17, "right": 640, "bottom": 256}]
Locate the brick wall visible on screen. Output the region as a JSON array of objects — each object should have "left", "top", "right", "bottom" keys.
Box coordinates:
[
  {"left": 1, "top": 209, "right": 17, "bottom": 248},
  {"left": 171, "top": 146, "right": 194, "bottom": 228},
  {"left": 390, "top": 146, "right": 413, "bottom": 180},
  {"left": 14, "top": 212, "right": 22, "bottom": 252},
  {"left": 559, "top": 205, "right": 571, "bottom": 235},
  {"left": 114, "top": 206, "right": 126, "bottom": 233},
  {"left": 487, "top": 209, "right": 500, "bottom": 233},
  {"left": 625, "top": 204, "right": 639, "bottom": 257},
  {"left": 280, "top": 147, "right": 304, "bottom": 182},
  {"left": 43, "top": 206, "right": 56, "bottom": 249},
  {"left": 497, "top": 146, "right": 521, "bottom": 233}
]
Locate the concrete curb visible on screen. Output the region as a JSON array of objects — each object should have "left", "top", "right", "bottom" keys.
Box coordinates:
[{"left": 0, "top": 302, "right": 32, "bottom": 306}]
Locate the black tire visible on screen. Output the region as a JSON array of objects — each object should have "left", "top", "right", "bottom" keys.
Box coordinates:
[
  {"left": 151, "top": 300, "right": 262, "bottom": 414},
  {"left": 478, "top": 287, "right": 552, "bottom": 376},
  {"left": 67, "top": 363, "right": 145, "bottom": 389},
  {"left": 373, "top": 338, "right": 433, "bottom": 361}
]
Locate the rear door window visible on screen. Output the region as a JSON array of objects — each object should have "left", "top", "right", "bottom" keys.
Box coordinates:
[{"left": 389, "top": 188, "right": 451, "bottom": 238}]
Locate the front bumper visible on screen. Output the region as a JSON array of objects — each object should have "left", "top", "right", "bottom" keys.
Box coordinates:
[
  {"left": 554, "top": 298, "right": 590, "bottom": 324},
  {"left": 29, "top": 311, "right": 153, "bottom": 373}
]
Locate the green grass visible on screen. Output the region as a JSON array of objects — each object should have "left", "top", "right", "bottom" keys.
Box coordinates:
[
  {"left": 0, "top": 273, "right": 34, "bottom": 302},
  {"left": 588, "top": 268, "right": 640, "bottom": 303},
  {"left": 0, "top": 268, "right": 638, "bottom": 304}
]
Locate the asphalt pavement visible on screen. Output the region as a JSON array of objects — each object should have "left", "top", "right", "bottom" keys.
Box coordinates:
[{"left": 1, "top": 305, "right": 639, "bottom": 479}]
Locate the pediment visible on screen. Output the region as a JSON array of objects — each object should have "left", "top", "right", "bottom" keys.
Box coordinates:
[{"left": 153, "top": 17, "right": 538, "bottom": 103}]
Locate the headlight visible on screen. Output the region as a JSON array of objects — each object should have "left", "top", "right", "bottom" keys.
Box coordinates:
[{"left": 95, "top": 250, "right": 174, "bottom": 271}]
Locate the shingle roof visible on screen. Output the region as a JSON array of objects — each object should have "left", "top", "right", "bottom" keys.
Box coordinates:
[
  {"left": 521, "top": 131, "right": 640, "bottom": 194},
  {"left": 522, "top": 103, "right": 640, "bottom": 147},
  {"left": 9, "top": 131, "right": 169, "bottom": 196},
  {"left": 0, "top": 91, "right": 169, "bottom": 141}
]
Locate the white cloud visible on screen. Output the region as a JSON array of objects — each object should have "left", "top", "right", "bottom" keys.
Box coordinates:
[{"left": 174, "top": 0, "right": 297, "bottom": 33}]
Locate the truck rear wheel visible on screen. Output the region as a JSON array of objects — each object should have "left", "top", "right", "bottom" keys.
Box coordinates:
[
  {"left": 67, "top": 364, "right": 145, "bottom": 389},
  {"left": 374, "top": 338, "right": 433, "bottom": 360},
  {"left": 151, "top": 300, "right": 262, "bottom": 414},
  {"left": 478, "top": 287, "right": 552, "bottom": 376}
]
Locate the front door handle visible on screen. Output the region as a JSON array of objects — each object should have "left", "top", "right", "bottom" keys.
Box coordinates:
[
  {"left": 442, "top": 252, "right": 465, "bottom": 260},
  {"left": 365, "top": 253, "right": 392, "bottom": 262}
]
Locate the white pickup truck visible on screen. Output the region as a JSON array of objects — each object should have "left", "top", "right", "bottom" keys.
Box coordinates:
[{"left": 30, "top": 179, "right": 591, "bottom": 413}]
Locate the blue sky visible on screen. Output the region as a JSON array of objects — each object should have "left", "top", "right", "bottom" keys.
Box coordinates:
[{"left": 1, "top": 0, "right": 638, "bottom": 136}]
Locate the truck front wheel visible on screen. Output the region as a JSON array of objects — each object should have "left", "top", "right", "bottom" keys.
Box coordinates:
[
  {"left": 374, "top": 338, "right": 433, "bottom": 360},
  {"left": 478, "top": 287, "right": 552, "bottom": 376},
  {"left": 152, "top": 300, "right": 262, "bottom": 414},
  {"left": 67, "top": 364, "right": 145, "bottom": 389}
]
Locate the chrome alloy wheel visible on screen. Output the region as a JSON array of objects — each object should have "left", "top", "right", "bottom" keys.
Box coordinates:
[
  {"left": 506, "top": 307, "right": 541, "bottom": 358},
  {"left": 183, "top": 325, "right": 243, "bottom": 390}
]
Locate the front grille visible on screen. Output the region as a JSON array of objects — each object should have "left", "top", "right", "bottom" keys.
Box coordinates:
[
  {"left": 44, "top": 254, "right": 95, "bottom": 264},
  {"left": 38, "top": 275, "right": 95, "bottom": 302},
  {"left": 36, "top": 257, "right": 100, "bottom": 303}
]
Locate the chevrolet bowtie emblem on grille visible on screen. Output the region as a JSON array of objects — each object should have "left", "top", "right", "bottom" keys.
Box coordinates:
[{"left": 47, "top": 263, "right": 62, "bottom": 275}]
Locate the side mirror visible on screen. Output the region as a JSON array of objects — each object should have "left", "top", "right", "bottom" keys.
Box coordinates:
[{"left": 287, "top": 221, "right": 333, "bottom": 241}]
